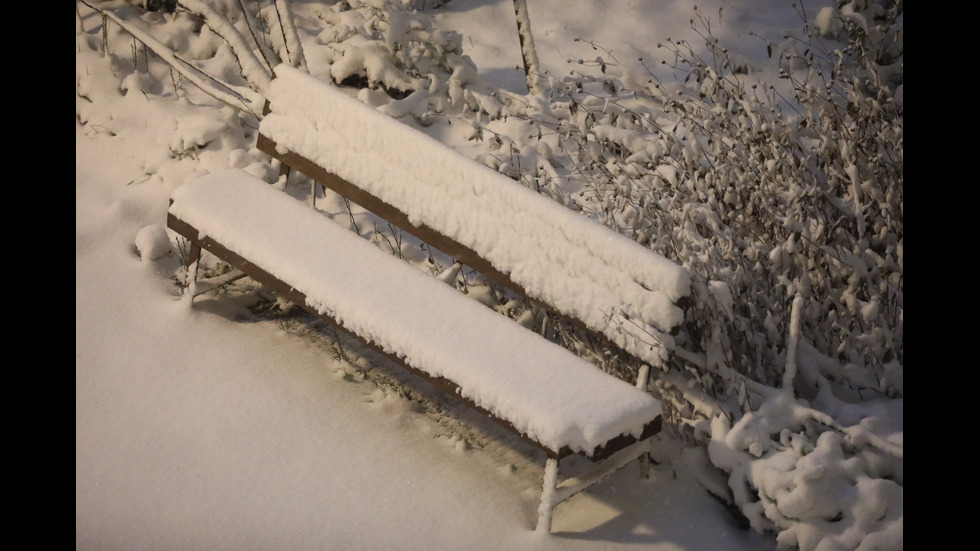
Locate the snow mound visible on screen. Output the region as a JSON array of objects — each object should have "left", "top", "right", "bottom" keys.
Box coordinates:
[{"left": 134, "top": 224, "right": 173, "bottom": 262}]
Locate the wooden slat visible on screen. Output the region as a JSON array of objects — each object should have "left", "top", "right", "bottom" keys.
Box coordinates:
[{"left": 553, "top": 437, "right": 654, "bottom": 505}]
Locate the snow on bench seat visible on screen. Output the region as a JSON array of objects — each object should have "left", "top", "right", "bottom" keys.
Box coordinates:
[
  {"left": 258, "top": 64, "right": 691, "bottom": 367},
  {"left": 169, "top": 170, "right": 661, "bottom": 456}
]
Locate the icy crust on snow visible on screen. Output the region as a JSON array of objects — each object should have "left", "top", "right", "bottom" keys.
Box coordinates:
[
  {"left": 169, "top": 170, "right": 661, "bottom": 455},
  {"left": 259, "top": 65, "right": 691, "bottom": 366}
]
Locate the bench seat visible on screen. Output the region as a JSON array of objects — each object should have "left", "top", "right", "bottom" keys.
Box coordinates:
[{"left": 169, "top": 169, "right": 661, "bottom": 457}]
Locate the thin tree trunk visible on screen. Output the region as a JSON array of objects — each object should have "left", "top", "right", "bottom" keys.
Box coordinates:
[
  {"left": 512, "top": 0, "right": 543, "bottom": 95},
  {"left": 275, "top": 0, "right": 307, "bottom": 71}
]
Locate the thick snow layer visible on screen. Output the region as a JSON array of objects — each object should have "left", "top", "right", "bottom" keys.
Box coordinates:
[
  {"left": 259, "top": 64, "right": 691, "bottom": 366},
  {"left": 169, "top": 170, "right": 661, "bottom": 455}
]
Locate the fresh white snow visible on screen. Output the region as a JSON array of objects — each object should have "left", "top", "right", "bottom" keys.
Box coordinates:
[
  {"left": 260, "top": 64, "right": 691, "bottom": 366},
  {"left": 77, "top": 0, "right": 898, "bottom": 549},
  {"left": 170, "top": 169, "right": 661, "bottom": 455}
]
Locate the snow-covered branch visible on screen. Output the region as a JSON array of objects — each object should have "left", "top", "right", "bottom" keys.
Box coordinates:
[
  {"left": 274, "top": 0, "right": 307, "bottom": 70},
  {"left": 782, "top": 294, "right": 804, "bottom": 390},
  {"left": 177, "top": 0, "right": 273, "bottom": 95},
  {"left": 236, "top": 0, "right": 278, "bottom": 72},
  {"left": 94, "top": 4, "right": 264, "bottom": 115}
]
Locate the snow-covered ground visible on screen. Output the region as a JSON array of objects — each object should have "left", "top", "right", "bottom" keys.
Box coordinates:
[
  {"left": 77, "top": 1, "right": 891, "bottom": 549},
  {"left": 76, "top": 125, "right": 776, "bottom": 550}
]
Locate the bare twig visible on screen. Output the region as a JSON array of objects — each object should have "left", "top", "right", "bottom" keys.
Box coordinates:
[{"left": 237, "top": 0, "right": 278, "bottom": 72}]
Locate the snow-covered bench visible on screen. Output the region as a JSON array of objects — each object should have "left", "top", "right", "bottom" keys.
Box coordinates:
[
  {"left": 169, "top": 63, "right": 694, "bottom": 533},
  {"left": 168, "top": 171, "right": 661, "bottom": 533},
  {"left": 257, "top": 64, "right": 692, "bottom": 373}
]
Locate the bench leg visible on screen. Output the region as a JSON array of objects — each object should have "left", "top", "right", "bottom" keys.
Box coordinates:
[
  {"left": 634, "top": 364, "right": 653, "bottom": 480},
  {"left": 535, "top": 456, "right": 560, "bottom": 534},
  {"left": 183, "top": 243, "right": 201, "bottom": 303}
]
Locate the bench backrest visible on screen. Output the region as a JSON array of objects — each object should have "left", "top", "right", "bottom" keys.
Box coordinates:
[{"left": 257, "top": 64, "right": 691, "bottom": 369}]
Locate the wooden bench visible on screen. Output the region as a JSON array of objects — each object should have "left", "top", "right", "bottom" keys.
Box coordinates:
[{"left": 168, "top": 64, "right": 693, "bottom": 533}]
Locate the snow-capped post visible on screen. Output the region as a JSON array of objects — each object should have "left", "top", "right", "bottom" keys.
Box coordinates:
[
  {"left": 536, "top": 457, "right": 559, "bottom": 533},
  {"left": 634, "top": 362, "right": 653, "bottom": 479},
  {"left": 635, "top": 363, "right": 650, "bottom": 390},
  {"left": 512, "top": 0, "right": 544, "bottom": 95},
  {"left": 782, "top": 294, "right": 804, "bottom": 391}
]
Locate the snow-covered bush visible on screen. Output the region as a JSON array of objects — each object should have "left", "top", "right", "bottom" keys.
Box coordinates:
[
  {"left": 487, "top": 2, "right": 904, "bottom": 548},
  {"left": 302, "top": 0, "right": 500, "bottom": 124}
]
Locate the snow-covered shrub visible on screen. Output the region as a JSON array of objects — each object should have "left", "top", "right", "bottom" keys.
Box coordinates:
[
  {"left": 495, "top": 2, "right": 903, "bottom": 548},
  {"left": 709, "top": 391, "right": 902, "bottom": 550},
  {"left": 305, "top": 0, "right": 498, "bottom": 124}
]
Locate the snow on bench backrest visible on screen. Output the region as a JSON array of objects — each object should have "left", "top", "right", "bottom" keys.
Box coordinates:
[
  {"left": 259, "top": 64, "right": 691, "bottom": 367},
  {"left": 169, "top": 170, "right": 661, "bottom": 455}
]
